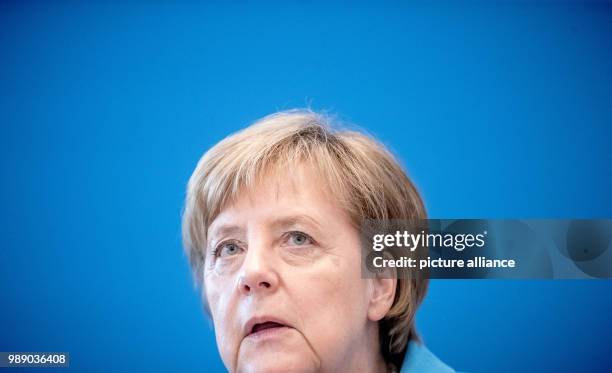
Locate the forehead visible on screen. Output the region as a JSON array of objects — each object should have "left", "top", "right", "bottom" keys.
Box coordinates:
[{"left": 207, "top": 163, "right": 349, "bottom": 235}]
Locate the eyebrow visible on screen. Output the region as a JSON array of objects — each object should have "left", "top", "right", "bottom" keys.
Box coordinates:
[
  {"left": 207, "top": 225, "right": 243, "bottom": 248},
  {"left": 269, "top": 214, "right": 324, "bottom": 232}
]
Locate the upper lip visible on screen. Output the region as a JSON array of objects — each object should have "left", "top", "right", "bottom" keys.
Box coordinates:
[{"left": 243, "top": 315, "right": 291, "bottom": 338}]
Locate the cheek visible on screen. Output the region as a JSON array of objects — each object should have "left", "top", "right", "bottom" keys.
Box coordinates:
[
  {"left": 206, "top": 276, "right": 241, "bottom": 369},
  {"left": 289, "top": 256, "right": 369, "bottom": 360}
]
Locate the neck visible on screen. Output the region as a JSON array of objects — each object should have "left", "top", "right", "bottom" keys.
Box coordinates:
[{"left": 339, "top": 321, "right": 388, "bottom": 373}]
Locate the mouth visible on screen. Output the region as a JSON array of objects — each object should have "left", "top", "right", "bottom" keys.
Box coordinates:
[
  {"left": 250, "top": 321, "right": 285, "bottom": 335},
  {"left": 244, "top": 317, "right": 292, "bottom": 339}
]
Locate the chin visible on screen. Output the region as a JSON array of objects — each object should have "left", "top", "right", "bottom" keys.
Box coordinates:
[{"left": 236, "top": 353, "right": 319, "bottom": 373}]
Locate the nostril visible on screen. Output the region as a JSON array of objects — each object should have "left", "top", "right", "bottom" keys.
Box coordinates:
[{"left": 238, "top": 275, "right": 275, "bottom": 294}]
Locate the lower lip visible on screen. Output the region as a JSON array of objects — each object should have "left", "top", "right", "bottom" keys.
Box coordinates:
[{"left": 245, "top": 326, "right": 292, "bottom": 341}]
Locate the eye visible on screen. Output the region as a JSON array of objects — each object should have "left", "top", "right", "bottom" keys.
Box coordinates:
[
  {"left": 215, "top": 241, "right": 243, "bottom": 258},
  {"left": 286, "top": 231, "right": 313, "bottom": 246}
]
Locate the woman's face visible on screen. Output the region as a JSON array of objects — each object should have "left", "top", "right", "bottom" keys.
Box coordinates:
[{"left": 203, "top": 165, "right": 390, "bottom": 373}]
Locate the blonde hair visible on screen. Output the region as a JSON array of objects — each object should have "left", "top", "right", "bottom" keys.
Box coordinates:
[{"left": 182, "top": 109, "right": 428, "bottom": 364}]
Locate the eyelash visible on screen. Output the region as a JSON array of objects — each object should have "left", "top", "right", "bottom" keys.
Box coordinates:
[
  {"left": 210, "top": 239, "right": 242, "bottom": 258},
  {"left": 283, "top": 231, "right": 315, "bottom": 247},
  {"left": 210, "top": 231, "right": 315, "bottom": 258}
]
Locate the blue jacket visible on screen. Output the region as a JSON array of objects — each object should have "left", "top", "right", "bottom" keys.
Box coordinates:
[{"left": 400, "top": 340, "right": 455, "bottom": 373}]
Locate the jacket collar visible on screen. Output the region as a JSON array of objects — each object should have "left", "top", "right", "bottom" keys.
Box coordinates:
[{"left": 399, "top": 340, "right": 455, "bottom": 373}]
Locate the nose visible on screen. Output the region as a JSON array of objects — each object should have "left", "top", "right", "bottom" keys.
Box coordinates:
[{"left": 237, "top": 239, "right": 279, "bottom": 296}]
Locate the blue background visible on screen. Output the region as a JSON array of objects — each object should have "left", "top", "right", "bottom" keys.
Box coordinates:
[{"left": 1, "top": 1, "right": 611, "bottom": 372}]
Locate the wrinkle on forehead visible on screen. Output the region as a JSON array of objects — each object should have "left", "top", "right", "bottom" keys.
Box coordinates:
[{"left": 204, "top": 157, "right": 358, "bottom": 262}]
